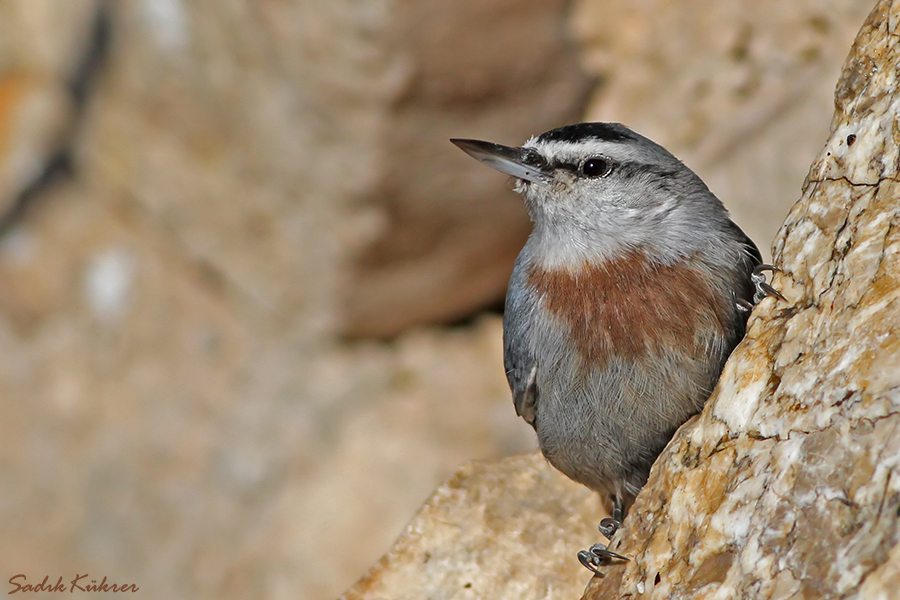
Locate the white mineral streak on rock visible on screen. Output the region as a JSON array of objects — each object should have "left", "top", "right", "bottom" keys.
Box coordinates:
[
  {"left": 83, "top": 246, "right": 136, "bottom": 324},
  {"left": 710, "top": 363, "right": 766, "bottom": 431},
  {"left": 140, "top": 0, "right": 189, "bottom": 51}
]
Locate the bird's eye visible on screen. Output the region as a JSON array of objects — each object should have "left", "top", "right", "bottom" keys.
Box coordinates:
[{"left": 581, "top": 156, "right": 613, "bottom": 178}]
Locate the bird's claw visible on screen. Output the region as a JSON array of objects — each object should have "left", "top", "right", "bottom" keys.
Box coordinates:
[
  {"left": 577, "top": 543, "right": 630, "bottom": 575},
  {"left": 598, "top": 517, "right": 621, "bottom": 540},
  {"left": 578, "top": 505, "right": 629, "bottom": 574},
  {"left": 751, "top": 264, "right": 786, "bottom": 304}
]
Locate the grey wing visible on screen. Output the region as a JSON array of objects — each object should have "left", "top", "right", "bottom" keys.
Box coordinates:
[
  {"left": 503, "top": 274, "right": 539, "bottom": 428},
  {"left": 726, "top": 219, "right": 763, "bottom": 309},
  {"left": 504, "top": 340, "right": 537, "bottom": 426}
]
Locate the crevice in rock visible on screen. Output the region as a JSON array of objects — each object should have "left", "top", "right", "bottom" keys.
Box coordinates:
[{"left": 0, "top": 2, "right": 111, "bottom": 236}]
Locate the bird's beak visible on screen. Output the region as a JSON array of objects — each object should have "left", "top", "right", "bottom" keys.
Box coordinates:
[{"left": 450, "top": 138, "right": 551, "bottom": 185}]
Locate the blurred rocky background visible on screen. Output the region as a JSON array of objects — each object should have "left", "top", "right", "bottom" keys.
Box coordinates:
[{"left": 0, "top": 1, "right": 874, "bottom": 599}]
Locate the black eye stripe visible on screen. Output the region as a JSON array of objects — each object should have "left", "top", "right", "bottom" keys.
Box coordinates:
[
  {"left": 554, "top": 161, "right": 579, "bottom": 172},
  {"left": 549, "top": 159, "right": 676, "bottom": 180},
  {"left": 551, "top": 160, "right": 614, "bottom": 175},
  {"left": 520, "top": 147, "right": 549, "bottom": 169}
]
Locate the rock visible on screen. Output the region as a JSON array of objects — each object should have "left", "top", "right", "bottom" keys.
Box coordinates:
[
  {"left": 343, "top": 0, "right": 591, "bottom": 337},
  {"left": 84, "top": 0, "right": 590, "bottom": 340},
  {"left": 583, "top": 0, "right": 900, "bottom": 597},
  {"left": 339, "top": 3, "right": 900, "bottom": 599},
  {"left": 571, "top": 0, "right": 875, "bottom": 258},
  {"left": 0, "top": 0, "right": 100, "bottom": 220},
  {"left": 0, "top": 2, "right": 579, "bottom": 597},
  {"left": 2, "top": 2, "right": 893, "bottom": 600},
  {"left": 339, "top": 452, "right": 605, "bottom": 600}
]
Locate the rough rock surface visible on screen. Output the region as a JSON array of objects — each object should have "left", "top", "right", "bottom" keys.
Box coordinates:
[
  {"left": 0, "top": 2, "right": 559, "bottom": 598},
  {"left": 342, "top": 1, "right": 591, "bottom": 336},
  {"left": 90, "top": 0, "right": 588, "bottom": 340},
  {"left": 340, "top": 452, "right": 605, "bottom": 600},
  {"left": 0, "top": 0, "right": 99, "bottom": 218},
  {"left": 0, "top": 2, "right": 888, "bottom": 600},
  {"left": 584, "top": 1, "right": 900, "bottom": 597},
  {"left": 340, "top": 2, "right": 900, "bottom": 599}
]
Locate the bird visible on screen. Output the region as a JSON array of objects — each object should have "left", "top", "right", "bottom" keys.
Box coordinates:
[{"left": 451, "top": 122, "right": 779, "bottom": 573}]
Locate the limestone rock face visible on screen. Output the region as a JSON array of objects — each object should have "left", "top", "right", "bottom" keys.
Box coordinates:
[
  {"left": 342, "top": 1, "right": 591, "bottom": 337},
  {"left": 0, "top": 0, "right": 99, "bottom": 217},
  {"left": 584, "top": 1, "right": 900, "bottom": 597},
  {"left": 340, "top": 452, "right": 605, "bottom": 600},
  {"left": 340, "top": 3, "right": 900, "bottom": 599},
  {"left": 2, "top": 2, "right": 893, "bottom": 600},
  {"left": 0, "top": 2, "right": 574, "bottom": 598},
  {"left": 86, "top": 0, "right": 589, "bottom": 340}
]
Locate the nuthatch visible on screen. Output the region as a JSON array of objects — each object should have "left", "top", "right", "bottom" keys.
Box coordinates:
[{"left": 451, "top": 123, "right": 779, "bottom": 573}]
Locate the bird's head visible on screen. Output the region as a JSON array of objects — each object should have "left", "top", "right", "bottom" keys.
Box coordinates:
[{"left": 452, "top": 123, "right": 729, "bottom": 267}]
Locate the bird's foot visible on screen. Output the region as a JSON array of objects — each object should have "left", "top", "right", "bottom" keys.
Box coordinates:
[
  {"left": 738, "top": 264, "right": 785, "bottom": 312},
  {"left": 577, "top": 543, "right": 629, "bottom": 575},
  {"left": 598, "top": 517, "right": 621, "bottom": 540},
  {"left": 751, "top": 264, "right": 786, "bottom": 304},
  {"left": 578, "top": 506, "right": 629, "bottom": 575}
]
